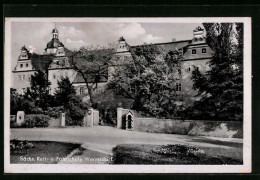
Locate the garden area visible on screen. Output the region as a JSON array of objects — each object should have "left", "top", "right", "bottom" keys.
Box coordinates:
[
  {"left": 10, "top": 140, "right": 80, "bottom": 164},
  {"left": 112, "top": 144, "right": 243, "bottom": 165}
]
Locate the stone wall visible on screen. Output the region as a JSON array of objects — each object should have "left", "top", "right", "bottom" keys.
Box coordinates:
[{"left": 133, "top": 118, "right": 243, "bottom": 138}]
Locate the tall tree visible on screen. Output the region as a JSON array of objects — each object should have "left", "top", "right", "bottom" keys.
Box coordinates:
[
  {"left": 66, "top": 45, "right": 116, "bottom": 107},
  {"left": 188, "top": 23, "right": 243, "bottom": 121},
  {"left": 26, "top": 70, "right": 52, "bottom": 110},
  {"left": 109, "top": 44, "right": 183, "bottom": 118},
  {"left": 54, "top": 77, "right": 76, "bottom": 107}
]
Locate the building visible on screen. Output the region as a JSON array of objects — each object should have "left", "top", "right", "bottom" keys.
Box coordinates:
[{"left": 12, "top": 26, "right": 213, "bottom": 105}]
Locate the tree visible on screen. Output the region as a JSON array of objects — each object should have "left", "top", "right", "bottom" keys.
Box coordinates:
[
  {"left": 54, "top": 77, "right": 87, "bottom": 126},
  {"left": 108, "top": 44, "right": 183, "bottom": 118},
  {"left": 10, "top": 88, "right": 36, "bottom": 114},
  {"left": 187, "top": 23, "right": 243, "bottom": 121},
  {"left": 26, "top": 70, "right": 52, "bottom": 110},
  {"left": 54, "top": 77, "right": 76, "bottom": 107},
  {"left": 66, "top": 45, "right": 116, "bottom": 107}
]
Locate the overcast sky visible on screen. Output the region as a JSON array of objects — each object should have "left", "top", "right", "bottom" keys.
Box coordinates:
[{"left": 11, "top": 22, "right": 202, "bottom": 68}]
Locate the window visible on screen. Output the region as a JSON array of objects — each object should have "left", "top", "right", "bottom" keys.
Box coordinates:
[
  {"left": 176, "top": 83, "right": 182, "bottom": 91},
  {"left": 196, "top": 66, "right": 199, "bottom": 71},
  {"left": 56, "top": 61, "right": 59, "bottom": 65},
  {"left": 22, "top": 75, "right": 25, "bottom": 80},
  {"left": 202, "top": 48, "right": 206, "bottom": 53},
  {"left": 53, "top": 74, "right": 56, "bottom": 79},
  {"left": 80, "top": 87, "right": 84, "bottom": 94},
  {"left": 188, "top": 66, "right": 191, "bottom": 72},
  {"left": 26, "top": 63, "right": 28, "bottom": 67},
  {"left": 192, "top": 49, "right": 196, "bottom": 54},
  {"left": 20, "top": 64, "right": 23, "bottom": 68},
  {"left": 18, "top": 75, "right": 21, "bottom": 80}
]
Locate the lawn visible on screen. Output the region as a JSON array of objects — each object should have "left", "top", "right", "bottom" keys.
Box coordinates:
[
  {"left": 112, "top": 144, "right": 243, "bottom": 165},
  {"left": 10, "top": 140, "right": 80, "bottom": 164}
]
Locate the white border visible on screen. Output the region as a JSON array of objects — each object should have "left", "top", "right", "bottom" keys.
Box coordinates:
[{"left": 4, "top": 17, "right": 252, "bottom": 173}]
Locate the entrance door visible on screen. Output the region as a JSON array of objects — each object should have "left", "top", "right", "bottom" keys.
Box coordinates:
[{"left": 127, "top": 115, "right": 132, "bottom": 129}]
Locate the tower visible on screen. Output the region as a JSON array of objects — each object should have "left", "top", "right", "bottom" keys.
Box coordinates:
[
  {"left": 45, "top": 27, "right": 64, "bottom": 55},
  {"left": 192, "top": 26, "right": 205, "bottom": 44},
  {"left": 52, "top": 27, "right": 59, "bottom": 39}
]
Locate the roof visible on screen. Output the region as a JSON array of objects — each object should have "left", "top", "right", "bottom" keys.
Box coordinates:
[
  {"left": 193, "top": 26, "right": 204, "bottom": 32},
  {"left": 30, "top": 53, "right": 55, "bottom": 71},
  {"left": 118, "top": 36, "right": 126, "bottom": 42},
  {"left": 46, "top": 38, "right": 64, "bottom": 49},
  {"left": 52, "top": 28, "right": 58, "bottom": 33},
  {"left": 72, "top": 68, "right": 108, "bottom": 84},
  {"left": 130, "top": 39, "right": 191, "bottom": 52}
]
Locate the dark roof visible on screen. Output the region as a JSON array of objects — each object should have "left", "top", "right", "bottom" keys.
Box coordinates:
[
  {"left": 130, "top": 40, "right": 191, "bottom": 52},
  {"left": 72, "top": 69, "right": 108, "bottom": 84},
  {"left": 21, "top": 45, "right": 28, "bottom": 51},
  {"left": 118, "top": 36, "right": 125, "bottom": 42},
  {"left": 46, "top": 38, "right": 64, "bottom": 49},
  {"left": 52, "top": 28, "right": 58, "bottom": 33},
  {"left": 30, "top": 53, "right": 55, "bottom": 71},
  {"left": 193, "top": 26, "right": 204, "bottom": 32}
]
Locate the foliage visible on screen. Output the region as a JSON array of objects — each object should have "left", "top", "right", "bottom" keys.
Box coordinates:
[
  {"left": 25, "top": 71, "right": 53, "bottom": 110},
  {"left": 54, "top": 77, "right": 86, "bottom": 125},
  {"left": 21, "top": 114, "right": 50, "bottom": 128},
  {"left": 10, "top": 140, "right": 34, "bottom": 151},
  {"left": 94, "top": 89, "right": 134, "bottom": 123},
  {"left": 45, "top": 106, "right": 65, "bottom": 118},
  {"left": 10, "top": 88, "right": 36, "bottom": 114},
  {"left": 66, "top": 44, "right": 116, "bottom": 106},
  {"left": 66, "top": 94, "right": 86, "bottom": 126},
  {"left": 187, "top": 23, "right": 243, "bottom": 121},
  {"left": 152, "top": 144, "right": 205, "bottom": 157},
  {"left": 109, "top": 44, "right": 183, "bottom": 118},
  {"left": 112, "top": 144, "right": 242, "bottom": 165},
  {"left": 54, "top": 77, "right": 76, "bottom": 107}
]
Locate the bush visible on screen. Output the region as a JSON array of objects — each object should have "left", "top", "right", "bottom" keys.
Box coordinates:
[
  {"left": 10, "top": 140, "right": 34, "bottom": 151},
  {"left": 21, "top": 114, "right": 50, "bottom": 128},
  {"left": 152, "top": 144, "right": 205, "bottom": 157},
  {"left": 66, "top": 95, "right": 86, "bottom": 126},
  {"left": 44, "top": 106, "right": 65, "bottom": 118}
]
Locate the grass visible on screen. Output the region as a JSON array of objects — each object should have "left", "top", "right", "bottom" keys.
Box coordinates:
[
  {"left": 10, "top": 141, "right": 80, "bottom": 164},
  {"left": 112, "top": 144, "right": 243, "bottom": 165}
]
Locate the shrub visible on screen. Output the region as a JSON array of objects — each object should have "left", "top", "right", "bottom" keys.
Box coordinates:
[
  {"left": 10, "top": 139, "right": 34, "bottom": 151},
  {"left": 45, "top": 106, "right": 65, "bottom": 118},
  {"left": 21, "top": 114, "right": 50, "bottom": 128},
  {"left": 152, "top": 144, "right": 205, "bottom": 157}
]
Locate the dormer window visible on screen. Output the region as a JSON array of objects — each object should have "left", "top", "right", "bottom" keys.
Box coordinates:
[{"left": 192, "top": 49, "right": 196, "bottom": 54}]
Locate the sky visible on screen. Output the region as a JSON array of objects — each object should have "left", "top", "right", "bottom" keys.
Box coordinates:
[{"left": 11, "top": 21, "right": 203, "bottom": 69}]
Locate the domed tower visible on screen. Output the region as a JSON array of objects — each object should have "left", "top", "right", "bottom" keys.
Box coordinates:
[{"left": 44, "top": 27, "right": 65, "bottom": 56}]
